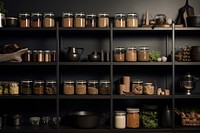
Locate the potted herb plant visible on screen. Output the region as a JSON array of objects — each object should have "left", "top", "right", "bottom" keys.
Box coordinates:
[{"left": 0, "top": 1, "right": 7, "bottom": 27}]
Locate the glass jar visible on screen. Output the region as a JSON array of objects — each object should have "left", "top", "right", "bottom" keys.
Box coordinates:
[
  {"left": 20, "top": 80, "right": 33, "bottom": 95},
  {"left": 51, "top": 50, "right": 56, "bottom": 62},
  {"left": 144, "top": 83, "right": 155, "bottom": 95},
  {"left": 3, "top": 82, "right": 9, "bottom": 94},
  {"left": 126, "top": 108, "right": 140, "bottom": 128},
  {"left": 86, "top": 14, "right": 97, "bottom": 27},
  {"left": 138, "top": 46, "right": 150, "bottom": 62},
  {"left": 127, "top": 13, "right": 138, "bottom": 28},
  {"left": 155, "top": 14, "right": 166, "bottom": 25},
  {"left": 23, "top": 50, "right": 32, "bottom": 62},
  {"left": 98, "top": 13, "right": 109, "bottom": 27},
  {"left": 62, "top": 12, "right": 73, "bottom": 27},
  {"left": 43, "top": 12, "right": 55, "bottom": 27},
  {"left": 74, "top": 13, "right": 85, "bottom": 27},
  {"left": 114, "top": 13, "right": 126, "bottom": 28},
  {"left": 19, "top": 13, "right": 30, "bottom": 27},
  {"left": 33, "top": 80, "right": 44, "bottom": 95},
  {"left": 37, "top": 50, "right": 44, "bottom": 62},
  {"left": 114, "top": 111, "right": 126, "bottom": 129},
  {"left": 31, "top": 13, "right": 42, "bottom": 27},
  {"left": 32, "top": 50, "right": 38, "bottom": 62},
  {"left": 114, "top": 47, "right": 125, "bottom": 62},
  {"left": 0, "top": 82, "right": 3, "bottom": 94},
  {"left": 87, "top": 80, "right": 98, "bottom": 95},
  {"left": 75, "top": 80, "right": 86, "bottom": 95},
  {"left": 45, "top": 80, "right": 57, "bottom": 95},
  {"left": 131, "top": 80, "right": 143, "bottom": 95},
  {"left": 44, "top": 50, "right": 51, "bottom": 62},
  {"left": 63, "top": 80, "right": 74, "bottom": 95},
  {"left": 9, "top": 81, "right": 19, "bottom": 95},
  {"left": 126, "top": 46, "right": 137, "bottom": 62},
  {"left": 99, "top": 80, "right": 110, "bottom": 95}
]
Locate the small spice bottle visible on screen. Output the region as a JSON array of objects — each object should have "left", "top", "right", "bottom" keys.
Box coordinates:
[
  {"left": 20, "top": 80, "right": 33, "bottom": 95},
  {"left": 86, "top": 14, "right": 97, "bottom": 27},
  {"left": 126, "top": 13, "right": 138, "bottom": 27},
  {"left": 99, "top": 80, "right": 110, "bottom": 95},
  {"left": 63, "top": 80, "right": 74, "bottom": 95},
  {"left": 19, "top": 13, "right": 30, "bottom": 28},
  {"left": 126, "top": 108, "right": 140, "bottom": 128},
  {"left": 98, "top": 13, "right": 109, "bottom": 27},
  {"left": 32, "top": 50, "right": 38, "bottom": 62},
  {"left": 144, "top": 83, "right": 155, "bottom": 95},
  {"left": 138, "top": 46, "right": 150, "bottom": 62},
  {"left": 74, "top": 13, "right": 85, "bottom": 27},
  {"left": 75, "top": 80, "right": 87, "bottom": 95},
  {"left": 51, "top": 50, "right": 56, "bottom": 62},
  {"left": 33, "top": 80, "right": 44, "bottom": 95},
  {"left": 23, "top": 50, "right": 32, "bottom": 62},
  {"left": 131, "top": 80, "right": 143, "bottom": 95},
  {"left": 37, "top": 50, "right": 44, "bottom": 62},
  {"left": 114, "top": 47, "right": 125, "bottom": 62},
  {"left": 43, "top": 12, "right": 55, "bottom": 27},
  {"left": 87, "top": 80, "right": 98, "bottom": 95},
  {"left": 62, "top": 12, "right": 73, "bottom": 27},
  {"left": 44, "top": 50, "right": 51, "bottom": 62},
  {"left": 114, "top": 111, "right": 126, "bottom": 129},
  {"left": 126, "top": 46, "right": 137, "bottom": 62},
  {"left": 114, "top": 13, "right": 126, "bottom": 28},
  {"left": 31, "top": 13, "right": 42, "bottom": 27},
  {"left": 45, "top": 80, "right": 57, "bottom": 95},
  {"left": 9, "top": 81, "right": 19, "bottom": 95}
]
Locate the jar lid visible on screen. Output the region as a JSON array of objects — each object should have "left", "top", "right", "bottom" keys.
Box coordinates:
[
  {"left": 88, "top": 80, "right": 98, "bottom": 84},
  {"left": 43, "top": 12, "right": 54, "bottom": 16},
  {"left": 127, "top": 46, "right": 137, "bottom": 50},
  {"left": 100, "top": 80, "right": 110, "bottom": 83},
  {"left": 86, "top": 14, "right": 96, "bottom": 17},
  {"left": 132, "top": 79, "right": 143, "bottom": 84},
  {"left": 19, "top": 13, "right": 30, "bottom": 17},
  {"left": 145, "top": 82, "right": 153, "bottom": 85},
  {"left": 98, "top": 13, "right": 109, "bottom": 17},
  {"left": 21, "top": 80, "right": 33, "bottom": 83},
  {"left": 27, "top": 50, "right": 32, "bottom": 53},
  {"left": 31, "top": 12, "right": 42, "bottom": 16},
  {"left": 51, "top": 50, "right": 56, "bottom": 53},
  {"left": 127, "top": 13, "right": 138, "bottom": 17},
  {"left": 46, "top": 80, "right": 56, "bottom": 83},
  {"left": 76, "top": 80, "right": 86, "bottom": 83},
  {"left": 6, "top": 17, "right": 18, "bottom": 20},
  {"left": 64, "top": 80, "right": 74, "bottom": 83},
  {"left": 75, "top": 13, "right": 85, "bottom": 17},
  {"left": 34, "top": 80, "right": 44, "bottom": 83},
  {"left": 127, "top": 108, "right": 140, "bottom": 113},
  {"left": 115, "top": 13, "right": 126, "bottom": 17},
  {"left": 33, "top": 50, "right": 38, "bottom": 52},
  {"left": 115, "top": 111, "right": 126, "bottom": 115},
  {"left": 9, "top": 81, "right": 19, "bottom": 84},
  {"left": 139, "top": 46, "right": 149, "bottom": 50},
  {"left": 45, "top": 50, "right": 50, "bottom": 53},
  {"left": 38, "top": 50, "right": 43, "bottom": 52},
  {"left": 115, "top": 46, "right": 125, "bottom": 50},
  {"left": 62, "top": 12, "right": 73, "bottom": 17}
]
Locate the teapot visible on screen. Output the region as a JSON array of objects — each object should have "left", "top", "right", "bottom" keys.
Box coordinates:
[{"left": 65, "top": 47, "right": 84, "bottom": 62}]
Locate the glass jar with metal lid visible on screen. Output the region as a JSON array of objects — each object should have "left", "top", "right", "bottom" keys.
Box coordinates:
[
  {"left": 45, "top": 80, "right": 57, "bottom": 94},
  {"left": 33, "top": 80, "right": 44, "bottom": 95},
  {"left": 87, "top": 80, "right": 98, "bottom": 95},
  {"left": 144, "top": 82, "right": 155, "bottom": 95},
  {"left": 23, "top": 50, "right": 32, "bottom": 62},
  {"left": 32, "top": 50, "right": 38, "bottom": 62},
  {"left": 3, "top": 82, "right": 9, "bottom": 94},
  {"left": 51, "top": 50, "right": 56, "bottom": 62},
  {"left": 31, "top": 13, "right": 42, "bottom": 27},
  {"left": 44, "top": 50, "right": 51, "bottom": 62},
  {"left": 131, "top": 79, "right": 143, "bottom": 95},
  {"left": 114, "top": 111, "right": 126, "bottom": 129},
  {"left": 155, "top": 14, "right": 166, "bottom": 25},
  {"left": 127, "top": 13, "right": 138, "bottom": 27},
  {"left": 20, "top": 80, "right": 33, "bottom": 95},
  {"left": 43, "top": 12, "right": 55, "bottom": 27},
  {"left": 37, "top": 50, "right": 44, "bottom": 62},
  {"left": 74, "top": 13, "right": 85, "bottom": 27},
  {"left": 62, "top": 12, "right": 73, "bottom": 27},
  {"left": 86, "top": 14, "right": 97, "bottom": 27},
  {"left": 99, "top": 80, "right": 110, "bottom": 94},
  {"left": 63, "top": 80, "right": 74, "bottom": 95},
  {"left": 9, "top": 81, "right": 19, "bottom": 95},
  {"left": 19, "top": 13, "right": 30, "bottom": 27},
  {"left": 126, "top": 108, "right": 140, "bottom": 128},
  {"left": 114, "top": 13, "right": 126, "bottom": 28},
  {"left": 138, "top": 46, "right": 150, "bottom": 62},
  {"left": 75, "top": 80, "right": 87, "bottom": 95},
  {"left": 0, "top": 81, "right": 3, "bottom": 94},
  {"left": 98, "top": 13, "right": 109, "bottom": 27},
  {"left": 114, "top": 46, "right": 125, "bottom": 62},
  {"left": 126, "top": 46, "right": 137, "bottom": 62}
]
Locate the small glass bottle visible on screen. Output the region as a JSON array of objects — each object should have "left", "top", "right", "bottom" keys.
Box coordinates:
[
  {"left": 20, "top": 80, "right": 33, "bottom": 95},
  {"left": 44, "top": 50, "right": 51, "bottom": 62},
  {"left": 43, "top": 12, "right": 55, "bottom": 27},
  {"left": 45, "top": 80, "right": 57, "bottom": 95},
  {"left": 51, "top": 50, "right": 56, "bottom": 62},
  {"left": 99, "top": 80, "right": 110, "bottom": 95},
  {"left": 9, "top": 81, "right": 19, "bottom": 95},
  {"left": 74, "top": 13, "right": 85, "bottom": 27},
  {"left": 114, "top": 13, "right": 126, "bottom": 28},
  {"left": 33, "top": 80, "right": 44, "bottom": 95},
  {"left": 62, "top": 12, "right": 73, "bottom": 27},
  {"left": 126, "top": 46, "right": 137, "bottom": 62},
  {"left": 126, "top": 13, "right": 138, "bottom": 27},
  {"left": 19, "top": 13, "right": 30, "bottom": 27},
  {"left": 114, "top": 111, "right": 126, "bottom": 129},
  {"left": 114, "top": 47, "right": 125, "bottom": 62},
  {"left": 31, "top": 13, "right": 42, "bottom": 27},
  {"left": 75, "top": 80, "right": 87, "bottom": 95},
  {"left": 37, "top": 50, "right": 44, "bottom": 62},
  {"left": 87, "top": 80, "right": 98, "bottom": 95},
  {"left": 131, "top": 80, "right": 143, "bottom": 95},
  {"left": 138, "top": 46, "right": 150, "bottom": 62},
  {"left": 63, "top": 80, "right": 74, "bottom": 95},
  {"left": 23, "top": 50, "right": 32, "bottom": 62},
  {"left": 144, "top": 83, "right": 155, "bottom": 95},
  {"left": 32, "top": 50, "right": 38, "bottom": 62},
  {"left": 86, "top": 14, "right": 97, "bottom": 27},
  {"left": 98, "top": 13, "right": 109, "bottom": 27},
  {"left": 126, "top": 108, "right": 140, "bottom": 128}
]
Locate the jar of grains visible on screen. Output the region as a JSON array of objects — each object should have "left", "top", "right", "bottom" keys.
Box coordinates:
[
  {"left": 114, "top": 13, "right": 126, "bottom": 28},
  {"left": 63, "top": 80, "right": 74, "bottom": 95},
  {"left": 114, "top": 46, "right": 125, "bottom": 62},
  {"left": 43, "top": 12, "right": 55, "bottom": 27},
  {"left": 31, "top": 13, "right": 42, "bottom": 27},
  {"left": 126, "top": 13, "right": 138, "bottom": 27},
  {"left": 98, "top": 13, "right": 109, "bottom": 27},
  {"left": 20, "top": 80, "right": 33, "bottom": 95},
  {"left": 44, "top": 50, "right": 51, "bottom": 62},
  {"left": 114, "top": 111, "right": 126, "bottom": 129},
  {"left": 23, "top": 50, "right": 32, "bottom": 62},
  {"left": 75, "top": 80, "right": 86, "bottom": 95},
  {"left": 99, "top": 80, "right": 110, "bottom": 95},
  {"left": 9, "top": 81, "right": 19, "bottom": 95},
  {"left": 45, "top": 80, "right": 57, "bottom": 94},
  {"left": 126, "top": 46, "right": 137, "bottom": 61},
  {"left": 33, "top": 80, "right": 44, "bottom": 95},
  {"left": 126, "top": 108, "right": 140, "bottom": 128},
  {"left": 74, "top": 13, "right": 85, "bottom": 27},
  {"left": 32, "top": 50, "right": 38, "bottom": 62},
  {"left": 131, "top": 80, "right": 143, "bottom": 95},
  {"left": 86, "top": 14, "right": 97, "bottom": 27},
  {"left": 37, "top": 50, "right": 44, "bottom": 62},
  {"left": 138, "top": 46, "right": 150, "bottom": 62},
  {"left": 62, "top": 12, "right": 73, "bottom": 27},
  {"left": 144, "top": 83, "right": 155, "bottom": 95},
  {"left": 19, "top": 13, "right": 30, "bottom": 27},
  {"left": 87, "top": 80, "right": 98, "bottom": 95},
  {"left": 51, "top": 50, "right": 56, "bottom": 62}
]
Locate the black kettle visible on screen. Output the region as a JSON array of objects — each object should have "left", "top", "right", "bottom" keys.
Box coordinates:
[
  {"left": 65, "top": 47, "right": 84, "bottom": 62},
  {"left": 161, "top": 105, "right": 172, "bottom": 128}
]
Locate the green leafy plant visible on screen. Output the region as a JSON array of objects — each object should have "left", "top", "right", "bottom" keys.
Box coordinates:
[
  {"left": 149, "top": 51, "right": 161, "bottom": 61},
  {"left": 0, "top": 1, "right": 7, "bottom": 14}
]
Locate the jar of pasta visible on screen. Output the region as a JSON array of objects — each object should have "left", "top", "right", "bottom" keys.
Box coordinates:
[
  {"left": 138, "top": 46, "right": 150, "bottom": 62},
  {"left": 75, "top": 80, "right": 86, "bottom": 95},
  {"left": 126, "top": 108, "right": 140, "bottom": 128},
  {"left": 43, "top": 12, "right": 55, "bottom": 27},
  {"left": 114, "top": 47, "right": 125, "bottom": 62},
  {"left": 62, "top": 12, "right": 73, "bottom": 27},
  {"left": 98, "top": 13, "right": 109, "bottom": 27},
  {"left": 74, "top": 13, "right": 85, "bottom": 27},
  {"left": 114, "top": 13, "right": 126, "bottom": 28},
  {"left": 63, "top": 80, "right": 74, "bottom": 95},
  {"left": 126, "top": 13, "right": 138, "bottom": 27},
  {"left": 144, "top": 83, "right": 155, "bottom": 95},
  {"left": 19, "top": 13, "right": 30, "bottom": 27},
  {"left": 126, "top": 46, "right": 137, "bottom": 62}
]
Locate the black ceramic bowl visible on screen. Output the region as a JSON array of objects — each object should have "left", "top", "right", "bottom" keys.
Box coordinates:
[
  {"left": 6, "top": 17, "right": 18, "bottom": 27},
  {"left": 187, "top": 15, "right": 200, "bottom": 27},
  {"left": 88, "top": 54, "right": 100, "bottom": 62}
]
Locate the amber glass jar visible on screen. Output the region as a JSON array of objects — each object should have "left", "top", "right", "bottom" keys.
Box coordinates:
[
  {"left": 114, "top": 47, "right": 125, "bottom": 62},
  {"left": 126, "top": 108, "right": 140, "bottom": 128},
  {"left": 19, "top": 13, "right": 30, "bottom": 27},
  {"left": 63, "top": 80, "right": 74, "bottom": 95},
  {"left": 20, "top": 80, "right": 33, "bottom": 95},
  {"left": 33, "top": 80, "right": 44, "bottom": 95},
  {"left": 75, "top": 80, "right": 87, "bottom": 95},
  {"left": 138, "top": 46, "right": 150, "bottom": 62},
  {"left": 87, "top": 80, "right": 98, "bottom": 94},
  {"left": 114, "top": 13, "right": 126, "bottom": 28},
  {"left": 74, "top": 13, "right": 85, "bottom": 27},
  {"left": 62, "top": 12, "right": 73, "bottom": 27},
  {"left": 86, "top": 14, "right": 97, "bottom": 27},
  {"left": 31, "top": 13, "right": 42, "bottom": 27},
  {"left": 45, "top": 80, "right": 57, "bottom": 95},
  {"left": 43, "top": 12, "right": 55, "bottom": 27},
  {"left": 126, "top": 13, "right": 138, "bottom": 27},
  {"left": 98, "top": 13, "right": 109, "bottom": 27}
]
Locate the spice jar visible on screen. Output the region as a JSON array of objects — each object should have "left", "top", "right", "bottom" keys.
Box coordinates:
[
  {"left": 131, "top": 80, "right": 143, "bottom": 95},
  {"left": 86, "top": 14, "right": 97, "bottom": 27},
  {"left": 37, "top": 50, "right": 44, "bottom": 62},
  {"left": 45, "top": 80, "right": 57, "bottom": 95},
  {"left": 75, "top": 80, "right": 87, "bottom": 95},
  {"left": 19, "top": 13, "right": 30, "bottom": 27},
  {"left": 144, "top": 83, "right": 155, "bottom": 95},
  {"left": 63, "top": 80, "right": 74, "bottom": 95},
  {"left": 98, "top": 13, "right": 109, "bottom": 27},
  {"left": 51, "top": 50, "right": 56, "bottom": 62},
  {"left": 114, "top": 13, "right": 126, "bottom": 28},
  {"left": 43, "top": 12, "right": 55, "bottom": 27},
  {"left": 20, "top": 80, "right": 33, "bottom": 95},
  {"left": 0, "top": 82, "right": 3, "bottom": 94},
  {"left": 74, "top": 13, "right": 85, "bottom": 27},
  {"left": 32, "top": 50, "right": 38, "bottom": 62},
  {"left": 31, "top": 13, "right": 42, "bottom": 27},
  {"left": 155, "top": 14, "right": 166, "bottom": 25},
  {"left": 23, "top": 50, "right": 32, "bottom": 62},
  {"left": 44, "top": 50, "right": 51, "bottom": 62},
  {"left": 9, "top": 82, "right": 19, "bottom": 95},
  {"left": 126, "top": 13, "right": 138, "bottom": 27},
  {"left": 114, "top": 111, "right": 126, "bottom": 129},
  {"left": 62, "top": 12, "right": 73, "bottom": 27},
  {"left": 126, "top": 46, "right": 137, "bottom": 62},
  {"left": 3, "top": 82, "right": 9, "bottom": 94},
  {"left": 126, "top": 108, "right": 140, "bottom": 128},
  {"left": 138, "top": 46, "right": 150, "bottom": 62},
  {"left": 99, "top": 80, "right": 110, "bottom": 95},
  {"left": 33, "top": 80, "right": 44, "bottom": 95},
  {"left": 114, "top": 47, "right": 125, "bottom": 62},
  {"left": 88, "top": 80, "right": 98, "bottom": 95}
]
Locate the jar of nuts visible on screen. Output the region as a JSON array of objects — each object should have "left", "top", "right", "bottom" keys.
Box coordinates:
[
  {"left": 75, "top": 80, "right": 87, "bottom": 95},
  {"left": 131, "top": 80, "right": 143, "bottom": 95},
  {"left": 63, "top": 80, "right": 74, "bottom": 95},
  {"left": 45, "top": 80, "right": 57, "bottom": 95},
  {"left": 144, "top": 83, "right": 155, "bottom": 95}
]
